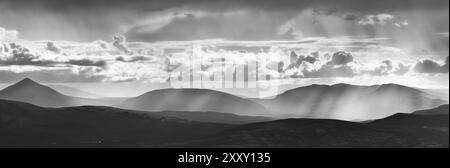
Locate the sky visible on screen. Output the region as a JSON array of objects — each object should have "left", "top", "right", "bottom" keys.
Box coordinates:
[{"left": 0, "top": 0, "right": 449, "bottom": 97}]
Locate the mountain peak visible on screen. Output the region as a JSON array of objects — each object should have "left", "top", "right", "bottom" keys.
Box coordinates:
[
  {"left": 17, "top": 78, "right": 38, "bottom": 84},
  {"left": 12, "top": 78, "right": 43, "bottom": 88},
  {"left": 0, "top": 77, "right": 60, "bottom": 96},
  {"left": 0, "top": 78, "right": 74, "bottom": 107}
]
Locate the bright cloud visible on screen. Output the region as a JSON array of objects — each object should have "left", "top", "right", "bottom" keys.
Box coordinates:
[
  {"left": 0, "top": 26, "right": 448, "bottom": 88},
  {"left": 0, "top": 27, "right": 18, "bottom": 41},
  {"left": 358, "top": 14, "right": 395, "bottom": 25}
]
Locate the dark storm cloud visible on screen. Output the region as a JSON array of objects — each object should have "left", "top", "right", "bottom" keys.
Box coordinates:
[
  {"left": 414, "top": 56, "right": 449, "bottom": 74},
  {"left": 279, "top": 51, "right": 356, "bottom": 78},
  {"left": 299, "top": 51, "right": 356, "bottom": 78},
  {"left": 66, "top": 59, "right": 107, "bottom": 67},
  {"left": 115, "top": 56, "right": 152, "bottom": 62},
  {"left": 328, "top": 51, "right": 354, "bottom": 66},
  {"left": 46, "top": 42, "right": 61, "bottom": 53}
]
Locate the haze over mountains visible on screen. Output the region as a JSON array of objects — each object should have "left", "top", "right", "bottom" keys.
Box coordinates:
[
  {"left": 48, "top": 84, "right": 104, "bottom": 99},
  {"left": 122, "top": 89, "right": 271, "bottom": 116},
  {"left": 253, "top": 83, "right": 448, "bottom": 120},
  {"left": 0, "top": 78, "right": 447, "bottom": 121},
  {"left": 0, "top": 78, "right": 273, "bottom": 125},
  {"left": 0, "top": 78, "right": 110, "bottom": 107}
]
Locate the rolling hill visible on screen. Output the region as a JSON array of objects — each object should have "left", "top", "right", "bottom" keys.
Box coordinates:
[
  {"left": 183, "top": 105, "right": 449, "bottom": 148},
  {"left": 0, "top": 99, "right": 233, "bottom": 147},
  {"left": 153, "top": 111, "right": 275, "bottom": 125},
  {"left": 413, "top": 104, "right": 449, "bottom": 115},
  {"left": 122, "top": 88, "right": 271, "bottom": 116},
  {"left": 253, "top": 83, "right": 448, "bottom": 120}
]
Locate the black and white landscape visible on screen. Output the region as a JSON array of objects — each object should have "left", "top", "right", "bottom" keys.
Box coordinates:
[
  {"left": 0, "top": 78, "right": 448, "bottom": 148},
  {"left": 0, "top": 0, "right": 449, "bottom": 148}
]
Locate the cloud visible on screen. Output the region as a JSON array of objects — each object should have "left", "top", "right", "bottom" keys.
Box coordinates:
[
  {"left": 394, "top": 63, "right": 411, "bottom": 75},
  {"left": 436, "top": 32, "right": 449, "bottom": 38},
  {"left": 368, "top": 60, "right": 394, "bottom": 76},
  {"left": 358, "top": 14, "right": 395, "bottom": 25},
  {"left": 0, "top": 27, "right": 18, "bottom": 40},
  {"left": 0, "top": 67, "right": 106, "bottom": 83},
  {"left": 394, "top": 20, "right": 409, "bottom": 27},
  {"left": 302, "top": 64, "right": 356, "bottom": 78},
  {"left": 0, "top": 43, "right": 8, "bottom": 54},
  {"left": 121, "top": 7, "right": 211, "bottom": 34},
  {"left": 343, "top": 14, "right": 358, "bottom": 21},
  {"left": 362, "top": 60, "right": 411, "bottom": 76},
  {"left": 0, "top": 43, "right": 53, "bottom": 66},
  {"left": 328, "top": 51, "right": 354, "bottom": 65},
  {"left": 283, "top": 51, "right": 318, "bottom": 71},
  {"left": 66, "top": 59, "right": 107, "bottom": 67},
  {"left": 297, "top": 51, "right": 357, "bottom": 78},
  {"left": 95, "top": 40, "right": 110, "bottom": 49},
  {"left": 115, "top": 56, "right": 154, "bottom": 62},
  {"left": 0, "top": 41, "right": 109, "bottom": 68},
  {"left": 312, "top": 8, "right": 358, "bottom": 21},
  {"left": 0, "top": 30, "right": 445, "bottom": 84},
  {"left": 277, "top": 8, "right": 361, "bottom": 40},
  {"left": 277, "top": 19, "right": 304, "bottom": 39},
  {"left": 46, "top": 42, "right": 61, "bottom": 53},
  {"left": 284, "top": 50, "right": 417, "bottom": 79},
  {"left": 112, "top": 34, "right": 133, "bottom": 55},
  {"left": 414, "top": 56, "right": 449, "bottom": 74}
]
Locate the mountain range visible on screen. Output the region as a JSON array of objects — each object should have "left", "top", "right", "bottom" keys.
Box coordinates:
[
  {"left": 0, "top": 98, "right": 447, "bottom": 147},
  {"left": 1, "top": 78, "right": 447, "bottom": 121},
  {"left": 0, "top": 78, "right": 447, "bottom": 148},
  {"left": 253, "top": 83, "right": 448, "bottom": 120}
]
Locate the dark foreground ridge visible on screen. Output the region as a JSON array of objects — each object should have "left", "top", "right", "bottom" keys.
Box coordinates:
[
  {"left": 0, "top": 99, "right": 448, "bottom": 148},
  {"left": 184, "top": 105, "right": 449, "bottom": 148},
  {"left": 0, "top": 99, "right": 233, "bottom": 147}
]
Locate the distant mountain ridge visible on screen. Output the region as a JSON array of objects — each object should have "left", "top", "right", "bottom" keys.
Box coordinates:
[
  {"left": 253, "top": 83, "right": 447, "bottom": 120},
  {"left": 0, "top": 78, "right": 447, "bottom": 121},
  {"left": 48, "top": 84, "right": 103, "bottom": 99},
  {"left": 0, "top": 78, "right": 109, "bottom": 107},
  {"left": 122, "top": 88, "right": 271, "bottom": 116}
]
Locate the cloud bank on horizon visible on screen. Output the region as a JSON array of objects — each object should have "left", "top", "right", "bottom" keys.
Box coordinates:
[{"left": 0, "top": 0, "right": 448, "bottom": 89}]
